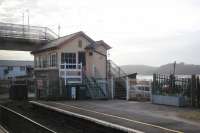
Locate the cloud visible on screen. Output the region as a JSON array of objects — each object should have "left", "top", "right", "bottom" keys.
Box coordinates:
[{"left": 0, "top": 0, "right": 200, "bottom": 66}]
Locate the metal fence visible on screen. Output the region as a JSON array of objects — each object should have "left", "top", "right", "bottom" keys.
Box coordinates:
[
  {"left": 152, "top": 74, "right": 200, "bottom": 107},
  {"left": 152, "top": 74, "right": 189, "bottom": 96},
  {"left": 36, "top": 78, "right": 62, "bottom": 99}
]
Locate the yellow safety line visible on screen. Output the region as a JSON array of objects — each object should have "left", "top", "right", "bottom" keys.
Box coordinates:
[{"left": 53, "top": 102, "right": 184, "bottom": 133}]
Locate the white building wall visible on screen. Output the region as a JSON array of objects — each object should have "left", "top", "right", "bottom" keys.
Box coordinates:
[
  {"left": 0, "top": 66, "right": 6, "bottom": 79},
  {"left": 0, "top": 66, "right": 27, "bottom": 79}
]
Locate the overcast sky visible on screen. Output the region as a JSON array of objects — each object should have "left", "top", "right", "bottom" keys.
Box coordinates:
[{"left": 0, "top": 0, "right": 200, "bottom": 66}]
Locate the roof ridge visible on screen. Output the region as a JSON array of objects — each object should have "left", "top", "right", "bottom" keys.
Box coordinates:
[
  {"left": 48, "top": 31, "right": 83, "bottom": 43},
  {"left": 31, "top": 31, "right": 94, "bottom": 54}
]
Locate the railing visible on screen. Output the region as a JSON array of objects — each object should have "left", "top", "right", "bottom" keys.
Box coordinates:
[
  {"left": 107, "top": 60, "right": 128, "bottom": 99},
  {"left": 108, "top": 60, "right": 127, "bottom": 78},
  {"left": 0, "top": 22, "right": 58, "bottom": 41},
  {"left": 59, "top": 63, "right": 82, "bottom": 84},
  {"left": 83, "top": 75, "right": 107, "bottom": 99},
  {"left": 91, "top": 77, "right": 107, "bottom": 97}
]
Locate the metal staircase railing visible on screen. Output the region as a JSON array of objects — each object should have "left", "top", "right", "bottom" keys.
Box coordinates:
[
  {"left": 91, "top": 77, "right": 106, "bottom": 97},
  {"left": 107, "top": 60, "right": 127, "bottom": 99},
  {"left": 108, "top": 60, "right": 127, "bottom": 79},
  {"left": 83, "top": 75, "right": 107, "bottom": 99}
]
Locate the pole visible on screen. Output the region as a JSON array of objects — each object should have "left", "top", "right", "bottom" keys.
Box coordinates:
[
  {"left": 27, "top": 9, "right": 29, "bottom": 26},
  {"left": 58, "top": 24, "right": 60, "bottom": 38},
  {"left": 22, "top": 12, "right": 24, "bottom": 36},
  {"left": 173, "top": 61, "right": 176, "bottom": 75},
  {"left": 26, "top": 9, "right": 30, "bottom": 37}
]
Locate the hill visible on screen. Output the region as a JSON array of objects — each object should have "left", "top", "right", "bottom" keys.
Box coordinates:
[{"left": 121, "top": 62, "right": 200, "bottom": 75}]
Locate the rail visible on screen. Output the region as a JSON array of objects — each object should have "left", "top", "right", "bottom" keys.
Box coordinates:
[
  {"left": 108, "top": 60, "right": 127, "bottom": 78},
  {"left": 0, "top": 105, "right": 56, "bottom": 133},
  {"left": 0, "top": 124, "right": 9, "bottom": 133}
]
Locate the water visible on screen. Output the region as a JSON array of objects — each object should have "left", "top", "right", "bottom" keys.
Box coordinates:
[
  {"left": 137, "top": 75, "right": 153, "bottom": 81},
  {"left": 137, "top": 74, "right": 197, "bottom": 81}
]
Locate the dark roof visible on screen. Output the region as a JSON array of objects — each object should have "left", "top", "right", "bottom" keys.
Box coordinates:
[
  {"left": 95, "top": 40, "right": 112, "bottom": 50},
  {"left": 127, "top": 73, "right": 137, "bottom": 79},
  {"left": 31, "top": 31, "right": 95, "bottom": 54},
  {"left": 0, "top": 60, "right": 33, "bottom": 67},
  {"left": 121, "top": 73, "right": 137, "bottom": 79}
]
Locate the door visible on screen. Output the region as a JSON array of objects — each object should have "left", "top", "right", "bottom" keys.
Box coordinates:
[{"left": 78, "top": 52, "right": 86, "bottom": 66}]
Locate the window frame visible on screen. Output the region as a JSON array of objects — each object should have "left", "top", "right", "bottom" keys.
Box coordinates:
[
  {"left": 8, "top": 66, "right": 13, "bottom": 71},
  {"left": 20, "top": 66, "right": 26, "bottom": 71},
  {"left": 49, "top": 53, "right": 57, "bottom": 67},
  {"left": 61, "top": 52, "right": 76, "bottom": 69}
]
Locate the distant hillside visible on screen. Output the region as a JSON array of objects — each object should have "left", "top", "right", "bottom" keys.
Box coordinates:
[
  {"left": 121, "top": 65, "right": 157, "bottom": 75},
  {"left": 121, "top": 62, "right": 200, "bottom": 75}
]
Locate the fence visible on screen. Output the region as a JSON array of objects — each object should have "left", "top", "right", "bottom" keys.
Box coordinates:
[
  {"left": 36, "top": 78, "right": 63, "bottom": 99},
  {"left": 152, "top": 74, "right": 200, "bottom": 107}
]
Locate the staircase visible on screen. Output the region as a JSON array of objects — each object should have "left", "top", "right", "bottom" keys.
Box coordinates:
[
  {"left": 108, "top": 60, "right": 128, "bottom": 99},
  {"left": 83, "top": 75, "right": 107, "bottom": 100}
]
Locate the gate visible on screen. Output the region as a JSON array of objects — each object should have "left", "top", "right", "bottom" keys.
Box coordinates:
[{"left": 114, "top": 78, "right": 126, "bottom": 99}]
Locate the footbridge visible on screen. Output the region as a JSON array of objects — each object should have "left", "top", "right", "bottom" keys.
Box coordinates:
[{"left": 0, "top": 22, "right": 58, "bottom": 51}]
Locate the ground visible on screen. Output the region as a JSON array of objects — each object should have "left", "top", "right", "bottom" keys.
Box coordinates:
[
  {"left": 1, "top": 95, "right": 200, "bottom": 132},
  {"left": 34, "top": 100, "right": 200, "bottom": 133}
]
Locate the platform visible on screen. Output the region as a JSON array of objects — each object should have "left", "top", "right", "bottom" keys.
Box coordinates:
[{"left": 30, "top": 100, "right": 200, "bottom": 133}]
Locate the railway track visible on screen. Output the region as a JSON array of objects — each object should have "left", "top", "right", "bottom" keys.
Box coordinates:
[
  {"left": 0, "top": 124, "right": 9, "bottom": 133},
  {"left": 0, "top": 105, "right": 57, "bottom": 133},
  {"left": 0, "top": 102, "right": 139, "bottom": 133}
]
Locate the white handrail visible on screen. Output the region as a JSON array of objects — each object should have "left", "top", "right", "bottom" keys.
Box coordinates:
[
  {"left": 60, "top": 63, "right": 82, "bottom": 69},
  {"left": 59, "top": 63, "right": 83, "bottom": 84}
]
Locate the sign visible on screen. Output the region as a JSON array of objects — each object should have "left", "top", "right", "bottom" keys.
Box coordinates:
[
  {"left": 71, "top": 87, "right": 76, "bottom": 100},
  {"left": 37, "top": 80, "right": 43, "bottom": 90}
]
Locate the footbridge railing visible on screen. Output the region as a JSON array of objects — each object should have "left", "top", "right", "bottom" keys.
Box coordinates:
[{"left": 0, "top": 22, "right": 58, "bottom": 42}]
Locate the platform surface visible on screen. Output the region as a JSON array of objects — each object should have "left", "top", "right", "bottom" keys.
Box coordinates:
[{"left": 32, "top": 100, "right": 200, "bottom": 133}]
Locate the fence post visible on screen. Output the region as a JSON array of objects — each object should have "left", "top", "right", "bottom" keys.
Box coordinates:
[
  {"left": 59, "top": 79, "right": 63, "bottom": 97},
  {"left": 118, "top": 67, "right": 120, "bottom": 77},
  {"left": 152, "top": 74, "right": 156, "bottom": 95},
  {"left": 126, "top": 76, "right": 130, "bottom": 100},
  {"left": 191, "top": 75, "right": 196, "bottom": 107},
  {"left": 46, "top": 79, "right": 49, "bottom": 97},
  {"left": 196, "top": 76, "right": 200, "bottom": 108},
  {"left": 111, "top": 76, "right": 114, "bottom": 99}
]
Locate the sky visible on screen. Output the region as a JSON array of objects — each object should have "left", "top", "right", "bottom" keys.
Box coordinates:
[{"left": 0, "top": 0, "right": 200, "bottom": 66}]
